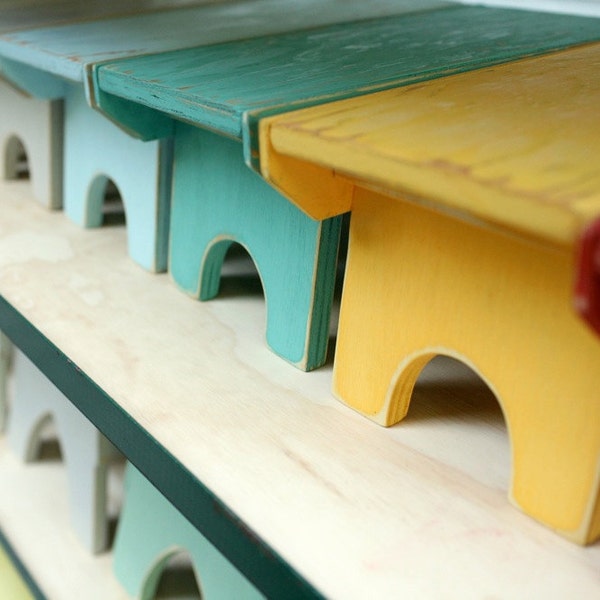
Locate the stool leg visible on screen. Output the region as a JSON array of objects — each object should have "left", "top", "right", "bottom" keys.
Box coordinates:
[
  {"left": 113, "top": 464, "right": 263, "bottom": 599},
  {"left": 169, "top": 124, "right": 340, "bottom": 370},
  {"left": 8, "top": 349, "right": 121, "bottom": 552},
  {"left": 63, "top": 83, "right": 171, "bottom": 272},
  {"left": 334, "top": 188, "right": 600, "bottom": 543},
  {"left": 0, "top": 80, "right": 63, "bottom": 209}
]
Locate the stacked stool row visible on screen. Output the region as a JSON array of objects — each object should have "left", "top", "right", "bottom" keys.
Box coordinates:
[{"left": 0, "top": 1, "right": 599, "bottom": 598}]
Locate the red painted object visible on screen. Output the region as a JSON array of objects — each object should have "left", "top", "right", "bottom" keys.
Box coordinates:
[{"left": 574, "top": 218, "right": 600, "bottom": 337}]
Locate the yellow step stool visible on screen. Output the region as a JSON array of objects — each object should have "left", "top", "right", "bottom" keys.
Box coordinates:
[{"left": 260, "top": 43, "right": 600, "bottom": 545}]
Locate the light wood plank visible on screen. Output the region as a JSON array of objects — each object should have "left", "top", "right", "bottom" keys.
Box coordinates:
[
  {"left": 0, "top": 179, "right": 598, "bottom": 597},
  {"left": 0, "top": 0, "right": 442, "bottom": 82}
]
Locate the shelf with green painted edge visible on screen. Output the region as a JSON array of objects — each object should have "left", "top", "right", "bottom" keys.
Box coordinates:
[
  {"left": 0, "top": 181, "right": 321, "bottom": 599},
  {"left": 0, "top": 529, "right": 42, "bottom": 600},
  {"left": 93, "top": 4, "right": 600, "bottom": 166},
  {"left": 1, "top": 176, "right": 600, "bottom": 596}
]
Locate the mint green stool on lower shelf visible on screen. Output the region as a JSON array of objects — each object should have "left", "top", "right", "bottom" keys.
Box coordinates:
[
  {"left": 113, "top": 463, "right": 263, "bottom": 599},
  {"left": 7, "top": 348, "right": 123, "bottom": 554}
]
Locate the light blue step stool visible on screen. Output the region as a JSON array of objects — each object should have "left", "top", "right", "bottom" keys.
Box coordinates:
[
  {"left": 93, "top": 5, "right": 600, "bottom": 370},
  {"left": 113, "top": 463, "right": 263, "bottom": 599},
  {"left": 6, "top": 348, "right": 123, "bottom": 554},
  {"left": 0, "top": 0, "right": 417, "bottom": 272}
]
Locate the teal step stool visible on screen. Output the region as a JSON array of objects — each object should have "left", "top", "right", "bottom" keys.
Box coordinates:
[
  {"left": 113, "top": 463, "right": 263, "bottom": 599},
  {"left": 0, "top": 0, "right": 416, "bottom": 271},
  {"left": 7, "top": 348, "right": 122, "bottom": 554},
  {"left": 93, "top": 5, "right": 600, "bottom": 370}
]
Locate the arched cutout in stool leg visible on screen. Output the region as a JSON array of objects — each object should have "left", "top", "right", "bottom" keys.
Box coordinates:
[{"left": 7, "top": 349, "right": 123, "bottom": 553}]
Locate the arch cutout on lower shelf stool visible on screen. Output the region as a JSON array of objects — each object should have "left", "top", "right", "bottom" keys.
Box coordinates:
[
  {"left": 6, "top": 347, "right": 124, "bottom": 554},
  {"left": 113, "top": 463, "right": 264, "bottom": 600}
]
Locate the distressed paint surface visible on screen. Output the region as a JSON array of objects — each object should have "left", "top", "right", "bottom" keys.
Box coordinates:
[
  {"left": 262, "top": 42, "right": 600, "bottom": 246},
  {"left": 0, "top": 0, "right": 445, "bottom": 82},
  {"left": 0, "top": 0, "right": 213, "bottom": 34},
  {"left": 95, "top": 5, "right": 600, "bottom": 161}
]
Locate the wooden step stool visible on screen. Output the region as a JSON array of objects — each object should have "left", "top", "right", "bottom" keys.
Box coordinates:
[
  {"left": 0, "top": 0, "right": 417, "bottom": 272},
  {"left": 113, "top": 463, "right": 263, "bottom": 599},
  {"left": 260, "top": 43, "right": 600, "bottom": 544},
  {"left": 7, "top": 348, "right": 122, "bottom": 553},
  {"left": 93, "top": 4, "right": 600, "bottom": 370}
]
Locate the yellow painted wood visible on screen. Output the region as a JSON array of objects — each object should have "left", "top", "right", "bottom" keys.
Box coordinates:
[
  {"left": 261, "top": 43, "right": 600, "bottom": 246},
  {"left": 260, "top": 44, "right": 600, "bottom": 544},
  {"left": 336, "top": 188, "right": 600, "bottom": 543},
  {"left": 0, "top": 544, "right": 33, "bottom": 600}
]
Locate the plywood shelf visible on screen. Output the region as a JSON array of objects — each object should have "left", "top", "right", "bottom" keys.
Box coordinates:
[{"left": 0, "top": 179, "right": 598, "bottom": 598}]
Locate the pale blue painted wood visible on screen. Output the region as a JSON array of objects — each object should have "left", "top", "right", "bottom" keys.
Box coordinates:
[
  {"left": 92, "top": 5, "right": 600, "bottom": 370},
  {"left": 94, "top": 6, "right": 600, "bottom": 166},
  {"left": 171, "top": 125, "right": 340, "bottom": 368},
  {"left": 114, "top": 463, "right": 264, "bottom": 600},
  {"left": 0, "top": 0, "right": 449, "bottom": 273},
  {"left": 64, "top": 84, "right": 172, "bottom": 272},
  {"left": 7, "top": 349, "right": 123, "bottom": 554}
]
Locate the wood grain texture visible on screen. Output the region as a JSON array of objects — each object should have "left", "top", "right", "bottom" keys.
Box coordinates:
[
  {"left": 0, "top": 181, "right": 599, "bottom": 598},
  {"left": 0, "top": 0, "right": 214, "bottom": 33},
  {"left": 0, "top": 0, "right": 443, "bottom": 83},
  {"left": 94, "top": 5, "right": 600, "bottom": 163},
  {"left": 114, "top": 463, "right": 262, "bottom": 600},
  {"left": 262, "top": 42, "right": 600, "bottom": 245},
  {"left": 260, "top": 44, "right": 600, "bottom": 543}
]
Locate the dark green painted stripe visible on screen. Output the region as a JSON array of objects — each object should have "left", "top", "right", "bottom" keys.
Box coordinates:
[
  {"left": 0, "top": 296, "right": 324, "bottom": 600},
  {"left": 0, "top": 529, "right": 46, "bottom": 600}
]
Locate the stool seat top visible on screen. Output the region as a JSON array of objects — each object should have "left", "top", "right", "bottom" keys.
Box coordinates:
[
  {"left": 262, "top": 43, "right": 600, "bottom": 247},
  {"left": 0, "top": 0, "right": 433, "bottom": 82},
  {"left": 0, "top": 0, "right": 206, "bottom": 34},
  {"left": 94, "top": 5, "right": 600, "bottom": 159}
]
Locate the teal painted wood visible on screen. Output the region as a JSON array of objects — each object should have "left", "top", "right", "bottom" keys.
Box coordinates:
[
  {"left": 92, "top": 5, "right": 600, "bottom": 369},
  {"left": 171, "top": 124, "right": 340, "bottom": 369},
  {"left": 94, "top": 5, "right": 600, "bottom": 167},
  {"left": 7, "top": 348, "right": 123, "bottom": 554},
  {"left": 0, "top": 0, "right": 449, "bottom": 83},
  {"left": 114, "top": 463, "right": 264, "bottom": 600},
  {"left": 0, "top": 0, "right": 448, "bottom": 273}
]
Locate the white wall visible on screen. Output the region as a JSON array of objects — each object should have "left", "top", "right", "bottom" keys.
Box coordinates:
[{"left": 457, "top": 1, "right": 600, "bottom": 16}]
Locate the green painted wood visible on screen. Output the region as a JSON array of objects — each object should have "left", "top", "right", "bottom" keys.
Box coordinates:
[
  {"left": 0, "top": 0, "right": 448, "bottom": 83},
  {"left": 92, "top": 5, "right": 600, "bottom": 369},
  {"left": 0, "top": 297, "right": 324, "bottom": 600},
  {"left": 170, "top": 124, "right": 340, "bottom": 369},
  {"left": 114, "top": 463, "right": 263, "bottom": 599},
  {"left": 0, "top": 0, "right": 210, "bottom": 34},
  {"left": 94, "top": 5, "right": 600, "bottom": 166}
]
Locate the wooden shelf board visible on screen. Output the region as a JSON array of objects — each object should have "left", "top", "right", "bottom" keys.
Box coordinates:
[{"left": 0, "top": 180, "right": 598, "bottom": 598}]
